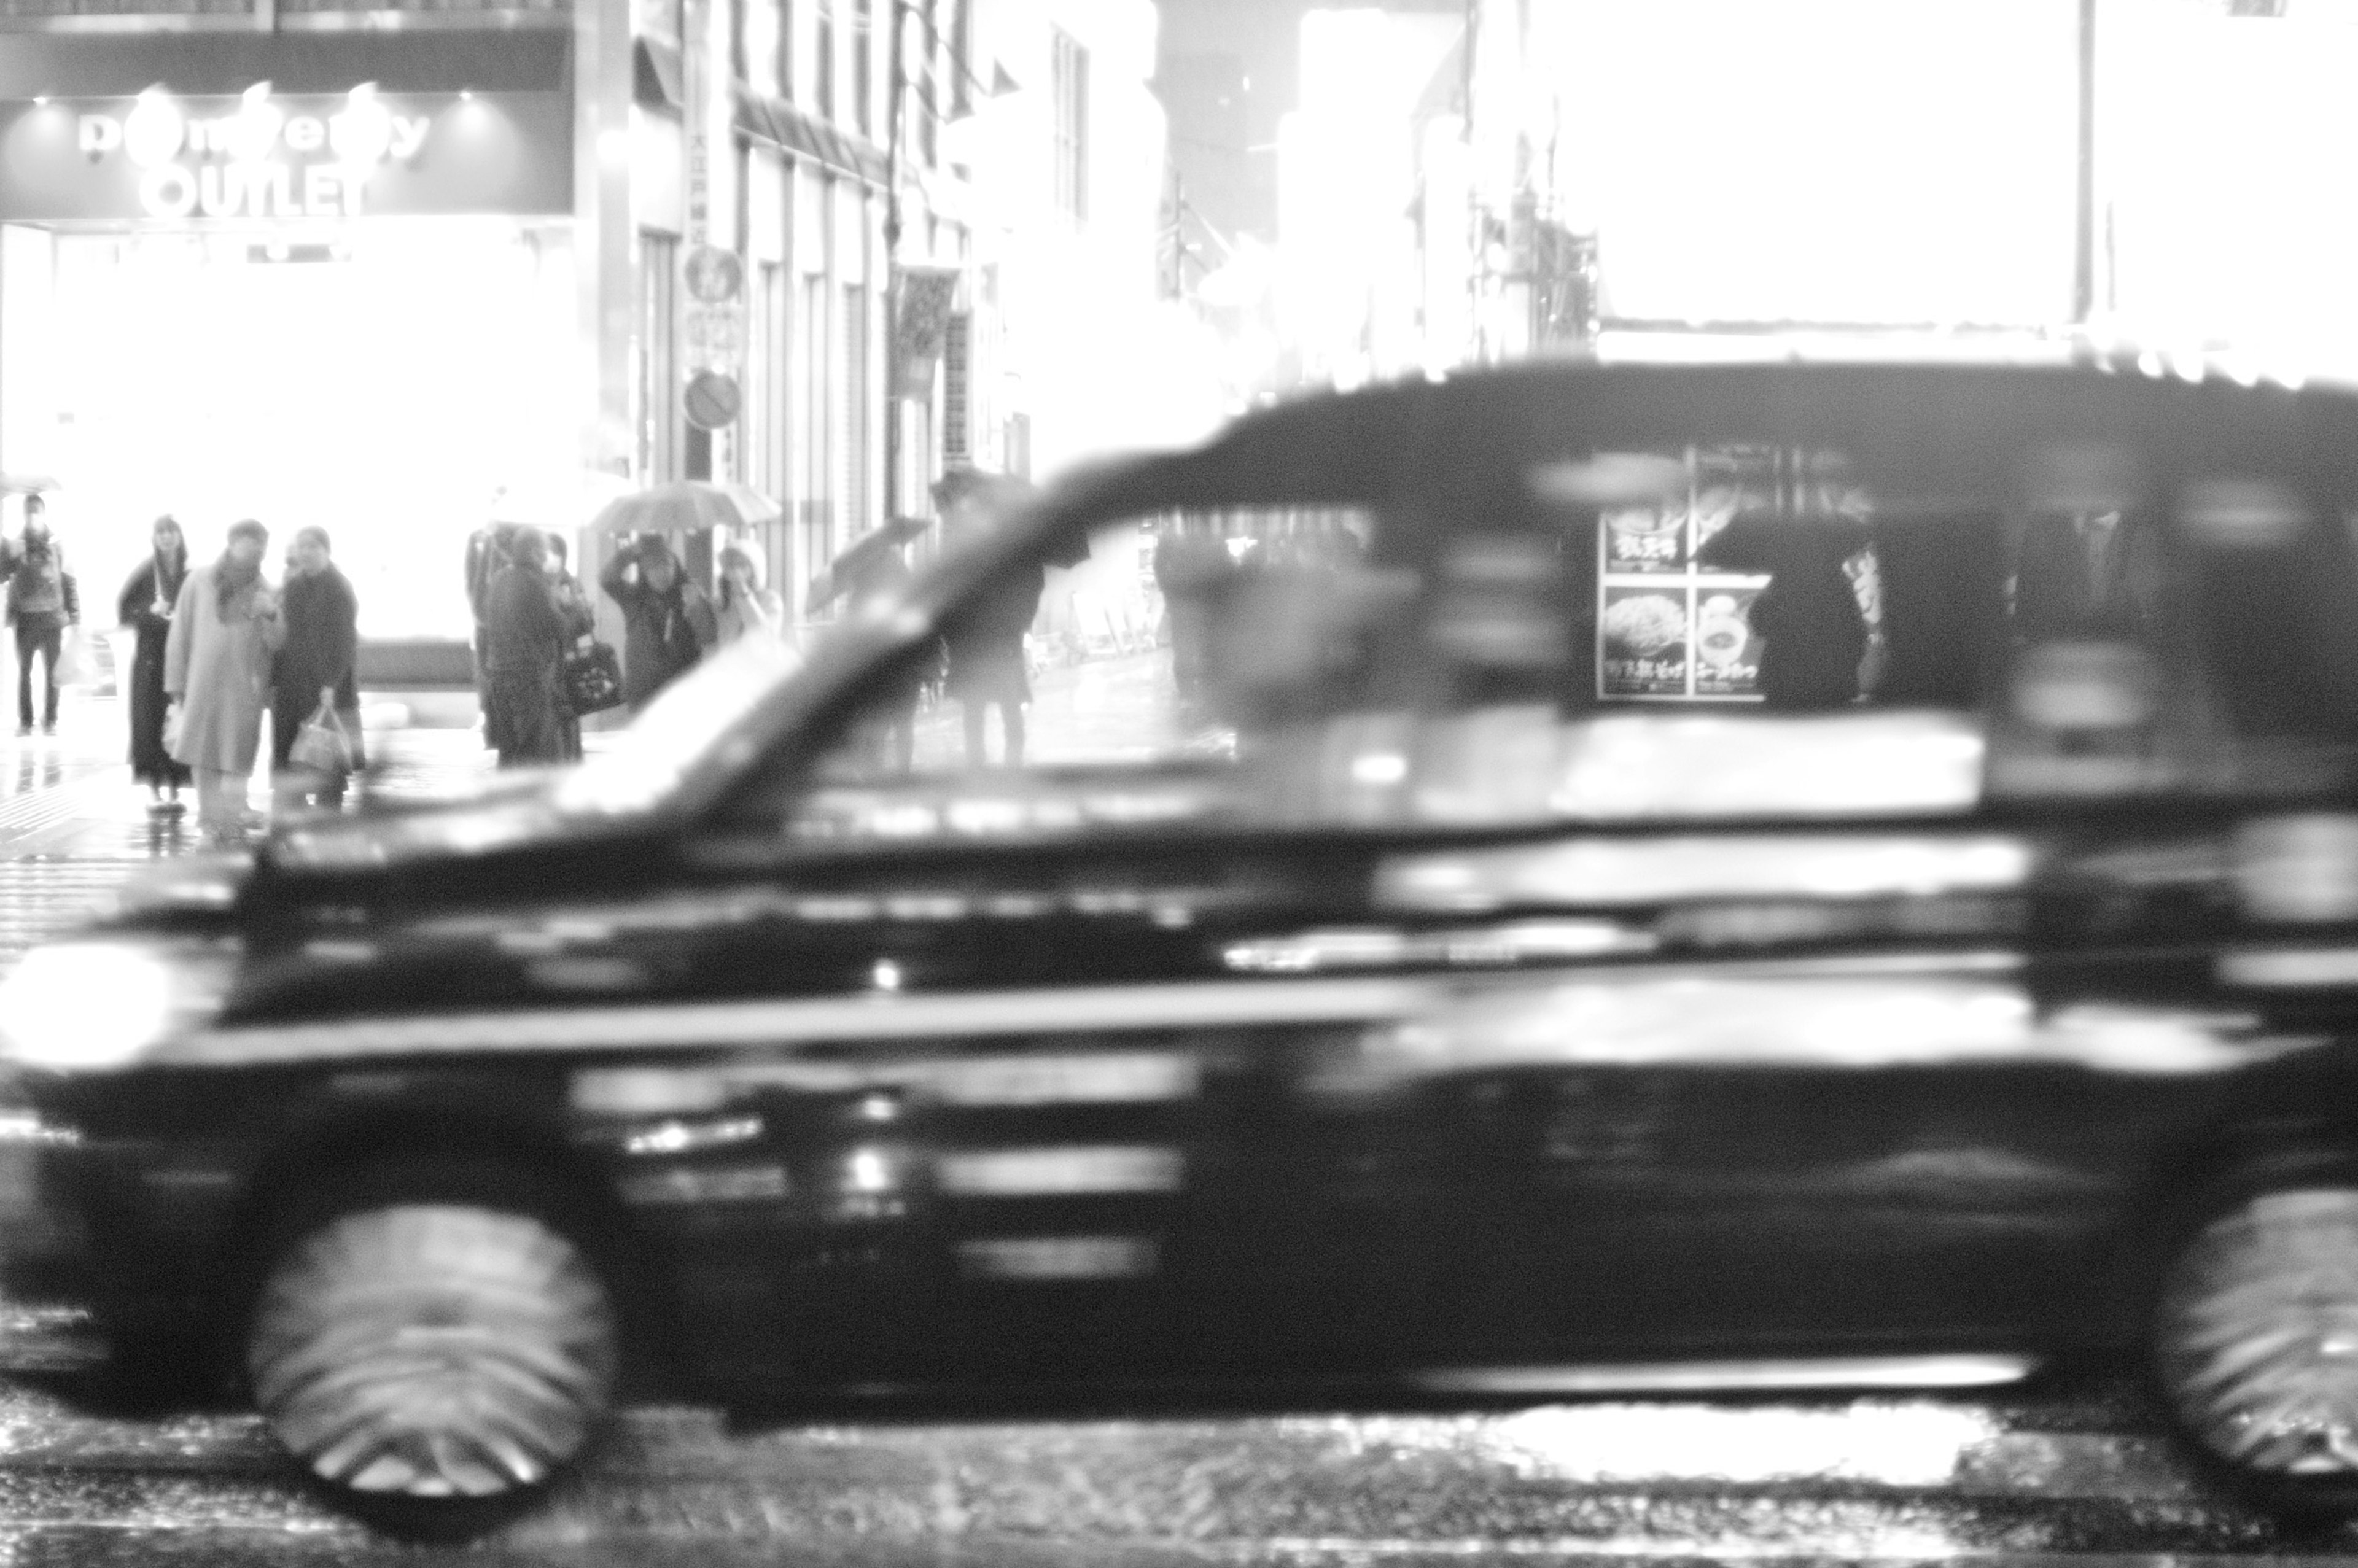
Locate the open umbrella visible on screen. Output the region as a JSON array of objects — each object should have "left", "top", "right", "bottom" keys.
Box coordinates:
[
  {"left": 933, "top": 467, "right": 1090, "bottom": 567},
  {"left": 807, "top": 514, "right": 930, "bottom": 613},
  {"left": 0, "top": 474, "right": 60, "bottom": 495},
  {"left": 591, "top": 480, "right": 782, "bottom": 537}
]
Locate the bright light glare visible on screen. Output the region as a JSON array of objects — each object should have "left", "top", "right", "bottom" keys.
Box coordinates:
[
  {"left": 556, "top": 635, "right": 802, "bottom": 816},
  {"left": 0, "top": 942, "right": 177, "bottom": 1071},
  {"left": 1555, "top": 0, "right": 2076, "bottom": 324}
]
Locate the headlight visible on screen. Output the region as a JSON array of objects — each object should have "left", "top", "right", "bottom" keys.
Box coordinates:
[{"left": 0, "top": 937, "right": 240, "bottom": 1073}]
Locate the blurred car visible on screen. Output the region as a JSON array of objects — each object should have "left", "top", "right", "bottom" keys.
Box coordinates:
[{"left": 12, "top": 355, "right": 2358, "bottom": 1534}]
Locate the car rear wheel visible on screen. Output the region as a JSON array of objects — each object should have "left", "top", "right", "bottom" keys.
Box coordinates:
[
  {"left": 244, "top": 1165, "right": 620, "bottom": 1538},
  {"left": 2155, "top": 1185, "right": 2358, "bottom": 1510}
]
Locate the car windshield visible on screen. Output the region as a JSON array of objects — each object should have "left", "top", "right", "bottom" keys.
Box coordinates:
[{"left": 554, "top": 634, "right": 807, "bottom": 817}]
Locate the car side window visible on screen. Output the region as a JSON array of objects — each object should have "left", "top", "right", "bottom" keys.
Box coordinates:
[{"left": 1987, "top": 477, "right": 2358, "bottom": 801}]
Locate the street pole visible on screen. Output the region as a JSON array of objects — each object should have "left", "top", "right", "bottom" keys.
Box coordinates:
[
  {"left": 2072, "top": 0, "right": 2096, "bottom": 327},
  {"left": 882, "top": 0, "right": 908, "bottom": 527}
]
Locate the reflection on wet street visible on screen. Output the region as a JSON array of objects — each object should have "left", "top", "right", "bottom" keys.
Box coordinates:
[{"left": 0, "top": 1372, "right": 2338, "bottom": 1563}]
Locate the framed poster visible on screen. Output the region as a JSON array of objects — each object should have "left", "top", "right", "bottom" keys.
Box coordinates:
[
  {"left": 1600, "top": 585, "right": 1691, "bottom": 697},
  {"left": 1595, "top": 446, "right": 1781, "bottom": 702}
]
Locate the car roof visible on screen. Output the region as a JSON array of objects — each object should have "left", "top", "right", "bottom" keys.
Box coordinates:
[
  {"left": 653, "top": 356, "right": 2358, "bottom": 826},
  {"left": 1065, "top": 357, "right": 2358, "bottom": 520}
]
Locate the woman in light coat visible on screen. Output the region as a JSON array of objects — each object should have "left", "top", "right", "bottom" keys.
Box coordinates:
[
  {"left": 712, "top": 545, "right": 784, "bottom": 646},
  {"left": 165, "top": 519, "right": 284, "bottom": 842}
]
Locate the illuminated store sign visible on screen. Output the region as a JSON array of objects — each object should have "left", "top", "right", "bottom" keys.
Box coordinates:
[{"left": 0, "top": 83, "right": 570, "bottom": 222}]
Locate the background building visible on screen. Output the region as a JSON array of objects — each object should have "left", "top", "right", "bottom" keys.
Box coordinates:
[{"left": 0, "top": 0, "right": 1212, "bottom": 657}]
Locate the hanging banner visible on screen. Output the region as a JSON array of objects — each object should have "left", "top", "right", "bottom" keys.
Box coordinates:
[{"left": 891, "top": 263, "right": 961, "bottom": 400}]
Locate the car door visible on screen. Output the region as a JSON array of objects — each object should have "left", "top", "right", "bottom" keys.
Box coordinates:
[
  {"left": 666, "top": 508, "right": 1478, "bottom": 1390},
  {"left": 1371, "top": 457, "right": 2084, "bottom": 1373}
]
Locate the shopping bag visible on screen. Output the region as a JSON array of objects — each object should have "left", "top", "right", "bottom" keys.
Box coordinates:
[
  {"left": 290, "top": 702, "right": 355, "bottom": 777},
  {"left": 52, "top": 626, "right": 91, "bottom": 687},
  {"left": 560, "top": 640, "right": 625, "bottom": 716}
]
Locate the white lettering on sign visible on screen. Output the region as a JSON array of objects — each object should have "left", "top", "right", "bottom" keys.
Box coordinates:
[
  {"left": 138, "top": 165, "right": 197, "bottom": 219},
  {"left": 76, "top": 101, "right": 434, "bottom": 221}
]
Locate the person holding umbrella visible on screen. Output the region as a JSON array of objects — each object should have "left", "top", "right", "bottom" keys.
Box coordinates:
[{"left": 599, "top": 533, "right": 715, "bottom": 710}]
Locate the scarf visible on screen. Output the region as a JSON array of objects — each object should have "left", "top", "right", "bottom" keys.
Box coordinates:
[
  {"left": 153, "top": 546, "right": 187, "bottom": 608},
  {"left": 214, "top": 551, "right": 261, "bottom": 616}
]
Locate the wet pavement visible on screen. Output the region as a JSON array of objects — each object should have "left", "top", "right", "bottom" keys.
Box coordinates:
[
  {"left": 0, "top": 689, "right": 2348, "bottom": 1560},
  {"left": 0, "top": 1372, "right": 2348, "bottom": 1564}
]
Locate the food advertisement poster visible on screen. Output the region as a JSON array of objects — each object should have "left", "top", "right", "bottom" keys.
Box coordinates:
[
  {"left": 1600, "top": 586, "right": 1691, "bottom": 697},
  {"left": 1597, "top": 446, "right": 1783, "bottom": 702},
  {"left": 1603, "top": 503, "right": 1687, "bottom": 573},
  {"left": 1692, "top": 586, "right": 1764, "bottom": 697},
  {"left": 1690, "top": 444, "right": 1782, "bottom": 563}
]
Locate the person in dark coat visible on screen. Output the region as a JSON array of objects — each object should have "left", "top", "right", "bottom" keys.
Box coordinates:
[
  {"left": 941, "top": 555, "right": 1045, "bottom": 767},
  {"left": 545, "top": 532, "right": 596, "bottom": 763},
  {"left": 932, "top": 472, "right": 1045, "bottom": 767},
  {"left": 464, "top": 519, "right": 523, "bottom": 718},
  {"left": 1700, "top": 513, "right": 1870, "bottom": 712},
  {"left": 1, "top": 495, "right": 77, "bottom": 737},
  {"left": 270, "top": 526, "right": 362, "bottom": 810},
  {"left": 599, "top": 534, "right": 714, "bottom": 710},
  {"left": 487, "top": 529, "right": 567, "bottom": 766},
  {"left": 1748, "top": 545, "right": 1868, "bottom": 711},
  {"left": 116, "top": 514, "right": 192, "bottom": 817}
]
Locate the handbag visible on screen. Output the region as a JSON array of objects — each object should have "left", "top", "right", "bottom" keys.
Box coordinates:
[
  {"left": 290, "top": 701, "right": 355, "bottom": 777},
  {"left": 560, "top": 640, "right": 625, "bottom": 716},
  {"left": 52, "top": 626, "right": 91, "bottom": 686}
]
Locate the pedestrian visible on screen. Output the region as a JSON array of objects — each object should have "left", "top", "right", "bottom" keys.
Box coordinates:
[
  {"left": 1747, "top": 540, "right": 1869, "bottom": 711},
  {"left": 270, "top": 526, "right": 362, "bottom": 812},
  {"left": 1, "top": 494, "right": 78, "bottom": 737},
  {"left": 938, "top": 510, "right": 1044, "bottom": 767},
  {"left": 712, "top": 545, "right": 785, "bottom": 645},
  {"left": 599, "top": 534, "right": 714, "bottom": 710},
  {"left": 464, "top": 519, "right": 520, "bottom": 724},
  {"left": 485, "top": 529, "right": 567, "bottom": 766},
  {"left": 115, "top": 514, "right": 192, "bottom": 817},
  {"left": 164, "top": 519, "right": 284, "bottom": 844},
  {"left": 545, "top": 532, "right": 596, "bottom": 763}
]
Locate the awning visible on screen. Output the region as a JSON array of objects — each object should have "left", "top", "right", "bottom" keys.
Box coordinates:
[
  {"left": 632, "top": 37, "right": 886, "bottom": 190},
  {"left": 0, "top": 30, "right": 570, "bottom": 98}
]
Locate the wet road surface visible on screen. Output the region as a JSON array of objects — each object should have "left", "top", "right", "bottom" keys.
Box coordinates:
[
  {"left": 0, "top": 1373, "right": 2352, "bottom": 1563},
  {"left": 0, "top": 703, "right": 2351, "bottom": 1561}
]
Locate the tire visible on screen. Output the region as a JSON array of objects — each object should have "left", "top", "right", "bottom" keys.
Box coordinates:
[
  {"left": 242, "top": 1160, "right": 621, "bottom": 1540},
  {"left": 2154, "top": 1183, "right": 2358, "bottom": 1513}
]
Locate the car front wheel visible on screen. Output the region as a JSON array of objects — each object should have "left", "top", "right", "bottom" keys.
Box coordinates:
[
  {"left": 2155, "top": 1184, "right": 2358, "bottom": 1510},
  {"left": 244, "top": 1167, "right": 620, "bottom": 1537}
]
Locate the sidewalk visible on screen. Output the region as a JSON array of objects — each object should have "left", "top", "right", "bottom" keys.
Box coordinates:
[{"left": 0, "top": 696, "right": 509, "bottom": 964}]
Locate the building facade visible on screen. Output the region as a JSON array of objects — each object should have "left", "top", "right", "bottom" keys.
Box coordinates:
[{"left": 0, "top": 0, "right": 1194, "bottom": 647}]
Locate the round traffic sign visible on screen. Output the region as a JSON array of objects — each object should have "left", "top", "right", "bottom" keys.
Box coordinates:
[
  {"left": 683, "top": 245, "right": 744, "bottom": 305},
  {"left": 683, "top": 369, "right": 741, "bottom": 431}
]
